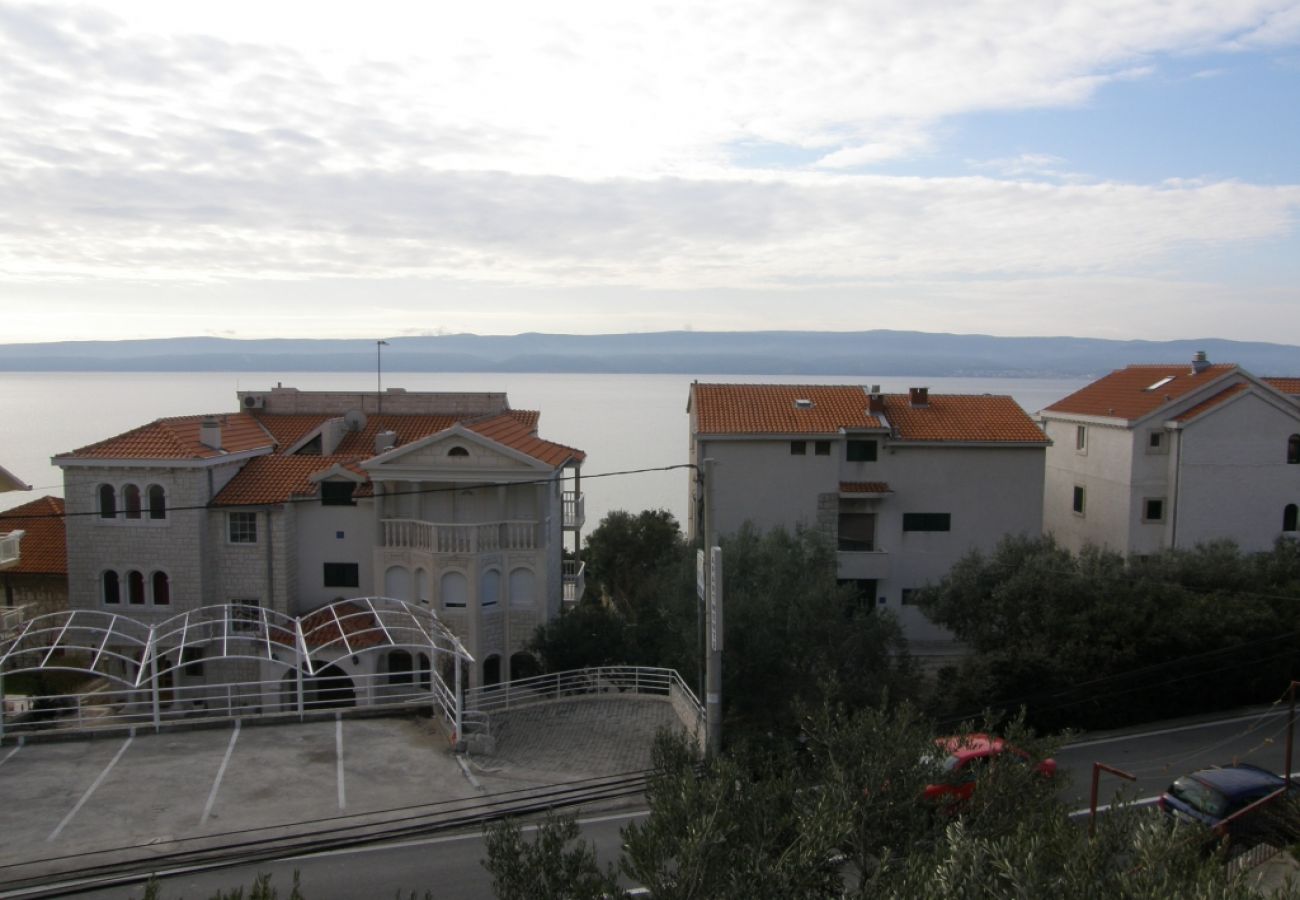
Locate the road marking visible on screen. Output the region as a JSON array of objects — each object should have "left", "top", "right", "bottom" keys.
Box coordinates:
[
  {"left": 48, "top": 734, "right": 133, "bottom": 842},
  {"left": 1068, "top": 796, "right": 1161, "bottom": 818},
  {"left": 336, "top": 712, "right": 346, "bottom": 810},
  {"left": 1064, "top": 709, "right": 1286, "bottom": 750},
  {"left": 201, "top": 719, "right": 241, "bottom": 826},
  {"left": 0, "top": 738, "right": 23, "bottom": 768}
]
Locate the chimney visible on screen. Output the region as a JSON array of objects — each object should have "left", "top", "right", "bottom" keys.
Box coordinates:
[
  {"left": 868, "top": 392, "right": 886, "bottom": 414},
  {"left": 199, "top": 416, "right": 222, "bottom": 450},
  {"left": 909, "top": 387, "right": 929, "bottom": 408},
  {"left": 374, "top": 430, "right": 398, "bottom": 454},
  {"left": 1191, "top": 350, "right": 1211, "bottom": 374}
]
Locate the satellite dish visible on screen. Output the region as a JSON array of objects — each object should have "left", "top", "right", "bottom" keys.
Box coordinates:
[{"left": 343, "top": 409, "right": 368, "bottom": 433}]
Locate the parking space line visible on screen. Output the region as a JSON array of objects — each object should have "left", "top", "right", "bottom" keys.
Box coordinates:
[
  {"left": 0, "top": 738, "right": 23, "bottom": 768},
  {"left": 48, "top": 734, "right": 133, "bottom": 842},
  {"left": 201, "top": 719, "right": 241, "bottom": 826},
  {"left": 336, "top": 712, "right": 346, "bottom": 810}
]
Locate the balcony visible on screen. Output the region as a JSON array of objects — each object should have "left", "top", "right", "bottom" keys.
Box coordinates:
[
  {"left": 563, "top": 559, "right": 586, "bottom": 605},
  {"left": 381, "top": 519, "right": 538, "bottom": 554},
  {"left": 562, "top": 491, "right": 585, "bottom": 530},
  {"left": 0, "top": 529, "right": 23, "bottom": 571},
  {"left": 837, "top": 547, "right": 891, "bottom": 581}
]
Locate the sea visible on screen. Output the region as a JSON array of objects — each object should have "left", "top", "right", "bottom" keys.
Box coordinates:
[{"left": 0, "top": 371, "right": 1088, "bottom": 526}]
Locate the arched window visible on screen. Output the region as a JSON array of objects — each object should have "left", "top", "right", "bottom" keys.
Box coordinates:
[
  {"left": 1290, "top": 435, "right": 1300, "bottom": 465},
  {"left": 123, "top": 484, "right": 142, "bottom": 519},
  {"left": 384, "top": 565, "right": 412, "bottom": 603},
  {"left": 127, "top": 570, "right": 146, "bottom": 605},
  {"left": 1285, "top": 504, "right": 1299, "bottom": 533},
  {"left": 440, "top": 571, "right": 468, "bottom": 608},
  {"left": 483, "top": 655, "right": 501, "bottom": 686},
  {"left": 482, "top": 568, "right": 500, "bottom": 607},
  {"left": 102, "top": 570, "right": 121, "bottom": 605},
  {"left": 148, "top": 484, "right": 166, "bottom": 519},
  {"left": 99, "top": 484, "right": 117, "bottom": 519},
  {"left": 509, "top": 567, "right": 535, "bottom": 608},
  {"left": 152, "top": 571, "right": 171, "bottom": 605},
  {"left": 448, "top": 446, "right": 470, "bottom": 457}
]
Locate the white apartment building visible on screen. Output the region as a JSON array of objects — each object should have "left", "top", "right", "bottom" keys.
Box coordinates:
[
  {"left": 54, "top": 386, "right": 586, "bottom": 690},
  {"left": 688, "top": 383, "right": 1049, "bottom": 641},
  {"left": 1041, "top": 353, "right": 1300, "bottom": 556}
]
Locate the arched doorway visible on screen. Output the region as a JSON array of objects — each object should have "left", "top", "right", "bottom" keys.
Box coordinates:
[
  {"left": 483, "top": 655, "right": 501, "bottom": 686},
  {"left": 304, "top": 664, "right": 355, "bottom": 709}
]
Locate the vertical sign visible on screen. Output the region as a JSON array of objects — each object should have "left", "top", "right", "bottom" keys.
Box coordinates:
[
  {"left": 696, "top": 548, "right": 706, "bottom": 600},
  {"left": 709, "top": 546, "right": 723, "bottom": 652}
]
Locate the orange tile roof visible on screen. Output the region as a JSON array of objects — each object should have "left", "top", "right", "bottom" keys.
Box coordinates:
[
  {"left": 211, "top": 456, "right": 374, "bottom": 506},
  {"left": 882, "top": 394, "right": 1048, "bottom": 443},
  {"left": 692, "top": 384, "right": 884, "bottom": 435},
  {"left": 1173, "top": 383, "right": 1248, "bottom": 423},
  {"left": 0, "top": 496, "right": 66, "bottom": 575},
  {"left": 468, "top": 413, "right": 586, "bottom": 467},
  {"left": 840, "top": 482, "right": 891, "bottom": 494},
  {"left": 1043, "top": 364, "right": 1237, "bottom": 422},
  {"left": 1265, "top": 378, "right": 1300, "bottom": 396},
  {"left": 57, "top": 414, "right": 274, "bottom": 461},
  {"left": 692, "top": 384, "right": 1045, "bottom": 443}
]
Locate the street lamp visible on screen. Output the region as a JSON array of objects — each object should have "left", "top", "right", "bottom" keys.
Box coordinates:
[{"left": 377, "top": 340, "right": 389, "bottom": 413}]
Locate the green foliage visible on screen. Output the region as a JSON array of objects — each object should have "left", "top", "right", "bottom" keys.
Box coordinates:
[
  {"left": 918, "top": 534, "right": 1300, "bottom": 730},
  {"left": 620, "top": 731, "right": 844, "bottom": 900},
  {"left": 720, "top": 523, "right": 917, "bottom": 743},
  {"left": 482, "top": 811, "right": 622, "bottom": 900},
  {"left": 135, "top": 871, "right": 308, "bottom": 900},
  {"left": 529, "top": 601, "right": 634, "bottom": 672}
]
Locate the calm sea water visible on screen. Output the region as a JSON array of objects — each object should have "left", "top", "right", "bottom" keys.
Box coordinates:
[{"left": 0, "top": 371, "right": 1087, "bottom": 526}]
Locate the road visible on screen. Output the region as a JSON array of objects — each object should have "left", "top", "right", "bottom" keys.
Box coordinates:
[{"left": 26, "top": 706, "right": 1297, "bottom": 900}]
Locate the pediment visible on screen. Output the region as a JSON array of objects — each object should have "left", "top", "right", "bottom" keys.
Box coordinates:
[{"left": 366, "top": 425, "right": 547, "bottom": 472}]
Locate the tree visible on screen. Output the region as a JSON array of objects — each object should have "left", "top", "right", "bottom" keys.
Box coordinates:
[
  {"left": 583, "top": 509, "right": 691, "bottom": 622},
  {"left": 482, "top": 811, "right": 622, "bottom": 900},
  {"left": 528, "top": 601, "right": 632, "bottom": 672}
]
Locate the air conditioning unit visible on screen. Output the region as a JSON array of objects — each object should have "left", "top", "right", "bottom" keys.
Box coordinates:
[{"left": 242, "top": 394, "right": 266, "bottom": 410}]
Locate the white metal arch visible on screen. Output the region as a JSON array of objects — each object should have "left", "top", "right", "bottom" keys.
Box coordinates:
[{"left": 0, "top": 610, "right": 152, "bottom": 686}]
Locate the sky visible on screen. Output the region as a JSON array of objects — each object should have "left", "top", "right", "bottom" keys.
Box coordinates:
[{"left": 2, "top": 0, "right": 1300, "bottom": 344}]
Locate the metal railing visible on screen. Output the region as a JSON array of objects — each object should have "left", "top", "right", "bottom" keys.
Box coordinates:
[
  {"left": 382, "top": 519, "right": 539, "bottom": 553},
  {"left": 562, "top": 491, "right": 585, "bottom": 529},
  {"left": 0, "top": 530, "right": 23, "bottom": 568},
  {"left": 562, "top": 559, "right": 586, "bottom": 604},
  {"left": 1201, "top": 785, "right": 1300, "bottom": 872},
  {"left": 463, "top": 666, "right": 700, "bottom": 716},
  {"left": 0, "top": 604, "right": 25, "bottom": 638},
  {"left": 0, "top": 669, "right": 455, "bottom": 738}
]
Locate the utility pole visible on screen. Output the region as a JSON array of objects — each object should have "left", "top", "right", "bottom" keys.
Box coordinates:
[
  {"left": 376, "top": 340, "right": 389, "bottom": 414},
  {"left": 702, "top": 457, "right": 722, "bottom": 754}
]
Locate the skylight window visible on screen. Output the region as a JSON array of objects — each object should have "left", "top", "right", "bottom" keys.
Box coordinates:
[
  {"left": 794, "top": 398, "right": 813, "bottom": 409},
  {"left": 1145, "top": 375, "right": 1176, "bottom": 391}
]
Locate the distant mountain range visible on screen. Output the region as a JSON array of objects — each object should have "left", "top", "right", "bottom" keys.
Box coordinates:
[{"left": 2, "top": 331, "right": 1298, "bottom": 378}]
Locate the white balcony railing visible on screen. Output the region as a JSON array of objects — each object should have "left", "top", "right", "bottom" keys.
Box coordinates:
[
  {"left": 562, "top": 559, "right": 586, "bottom": 605},
  {"left": 0, "top": 530, "right": 23, "bottom": 570},
  {"left": 381, "top": 519, "right": 538, "bottom": 554},
  {"left": 562, "top": 491, "right": 585, "bottom": 530}
]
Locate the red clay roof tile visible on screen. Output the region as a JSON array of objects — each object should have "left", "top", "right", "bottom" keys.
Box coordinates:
[
  {"left": 0, "top": 496, "right": 66, "bottom": 575},
  {"left": 840, "top": 482, "right": 891, "bottom": 494},
  {"left": 1265, "top": 377, "right": 1300, "bottom": 396},
  {"left": 1043, "top": 364, "right": 1237, "bottom": 422},
  {"left": 692, "top": 384, "right": 1045, "bottom": 443},
  {"left": 57, "top": 414, "right": 274, "bottom": 461}
]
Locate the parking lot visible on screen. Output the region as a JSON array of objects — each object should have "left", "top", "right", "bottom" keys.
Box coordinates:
[{"left": 0, "top": 697, "right": 683, "bottom": 889}]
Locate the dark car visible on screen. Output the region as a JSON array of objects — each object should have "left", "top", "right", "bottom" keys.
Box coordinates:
[{"left": 1158, "top": 763, "right": 1287, "bottom": 828}]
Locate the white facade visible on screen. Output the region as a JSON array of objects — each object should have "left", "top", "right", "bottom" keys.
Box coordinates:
[
  {"left": 689, "top": 384, "right": 1048, "bottom": 642},
  {"left": 1042, "top": 359, "right": 1300, "bottom": 556},
  {"left": 55, "top": 387, "right": 584, "bottom": 688}
]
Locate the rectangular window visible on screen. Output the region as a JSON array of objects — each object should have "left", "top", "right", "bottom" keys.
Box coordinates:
[
  {"left": 1073, "top": 485, "right": 1086, "bottom": 515},
  {"left": 846, "top": 439, "right": 878, "bottom": 462},
  {"left": 789, "top": 440, "right": 807, "bottom": 455},
  {"left": 1143, "top": 498, "right": 1165, "bottom": 522},
  {"left": 231, "top": 598, "right": 262, "bottom": 632},
  {"left": 900, "top": 588, "right": 916, "bottom": 605},
  {"left": 1076, "top": 425, "right": 1087, "bottom": 452},
  {"left": 228, "top": 511, "right": 258, "bottom": 544},
  {"left": 321, "top": 481, "right": 357, "bottom": 506},
  {"left": 814, "top": 440, "right": 831, "bottom": 456},
  {"left": 902, "top": 513, "right": 951, "bottom": 532},
  {"left": 323, "top": 562, "right": 360, "bottom": 588},
  {"left": 1148, "top": 431, "right": 1164, "bottom": 451}
]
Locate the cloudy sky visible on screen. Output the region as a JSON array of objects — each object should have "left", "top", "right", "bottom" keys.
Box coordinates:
[{"left": 3, "top": 0, "right": 1299, "bottom": 344}]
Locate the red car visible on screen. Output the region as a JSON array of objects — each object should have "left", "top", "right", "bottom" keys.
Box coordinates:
[{"left": 923, "top": 734, "right": 1057, "bottom": 803}]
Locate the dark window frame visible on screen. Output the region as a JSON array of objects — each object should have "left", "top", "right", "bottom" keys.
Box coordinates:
[
  {"left": 846, "top": 439, "right": 878, "bottom": 462},
  {"left": 789, "top": 440, "right": 807, "bottom": 456},
  {"left": 814, "top": 440, "right": 831, "bottom": 456},
  {"left": 1073, "top": 485, "right": 1086, "bottom": 515},
  {"left": 321, "top": 481, "right": 357, "bottom": 506},
  {"left": 323, "top": 562, "right": 360, "bottom": 588},
  {"left": 902, "top": 513, "right": 951, "bottom": 532}
]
